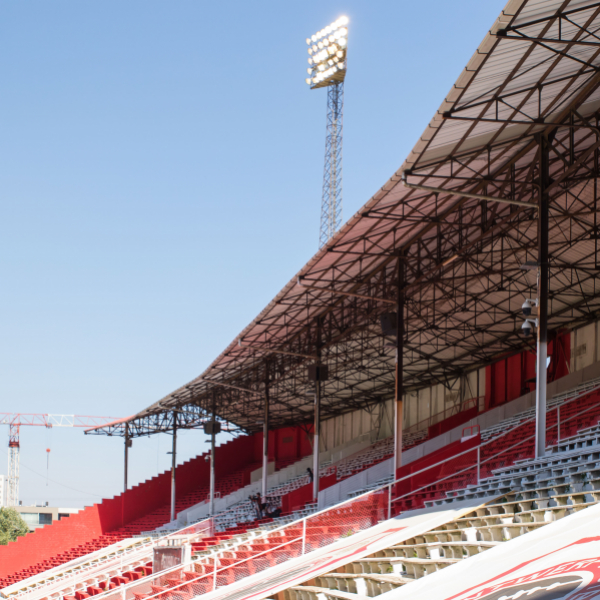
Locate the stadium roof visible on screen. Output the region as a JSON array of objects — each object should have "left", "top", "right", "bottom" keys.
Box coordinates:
[{"left": 88, "top": 0, "right": 600, "bottom": 438}]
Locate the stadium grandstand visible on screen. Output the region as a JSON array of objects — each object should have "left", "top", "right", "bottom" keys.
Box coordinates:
[{"left": 5, "top": 0, "right": 600, "bottom": 598}]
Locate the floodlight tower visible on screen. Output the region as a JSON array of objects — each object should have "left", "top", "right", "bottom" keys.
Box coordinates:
[{"left": 305, "top": 17, "right": 349, "bottom": 248}]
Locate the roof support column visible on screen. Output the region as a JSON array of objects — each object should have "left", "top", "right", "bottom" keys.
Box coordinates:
[
  {"left": 312, "top": 366, "right": 321, "bottom": 502},
  {"left": 124, "top": 423, "right": 129, "bottom": 494},
  {"left": 170, "top": 412, "right": 177, "bottom": 522},
  {"left": 394, "top": 254, "right": 405, "bottom": 473},
  {"left": 122, "top": 422, "right": 130, "bottom": 527},
  {"left": 312, "top": 320, "right": 324, "bottom": 503},
  {"left": 535, "top": 133, "right": 551, "bottom": 459},
  {"left": 262, "top": 377, "right": 270, "bottom": 498},
  {"left": 210, "top": 393, "right": 217, "bottom": 516}
]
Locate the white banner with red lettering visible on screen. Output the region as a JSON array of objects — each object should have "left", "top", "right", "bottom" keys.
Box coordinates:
[{"left": 380, "top": 502, "right": 600, "bottom": 600}]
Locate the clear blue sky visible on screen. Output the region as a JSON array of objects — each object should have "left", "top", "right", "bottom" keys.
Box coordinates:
[{"left": 0, "top": 0, "right": 505, "bottom": 508}]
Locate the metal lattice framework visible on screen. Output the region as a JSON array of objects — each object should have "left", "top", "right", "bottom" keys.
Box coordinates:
[
  {"left": 88, "top": 0, "right": 600, "bottom": 441},
  {"left": 1, "top": 414, "right": 118, "bottom": 505},
  {"left": 7, "top": 425, "right": 19, "bottom": 507},
  {"left": 320, "top": 81, "right": 344, "bottom": 248}
]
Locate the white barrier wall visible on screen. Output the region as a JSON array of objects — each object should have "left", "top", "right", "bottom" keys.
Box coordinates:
[{"left": 316, "top": 368, "right": 486, "bottom": 453}]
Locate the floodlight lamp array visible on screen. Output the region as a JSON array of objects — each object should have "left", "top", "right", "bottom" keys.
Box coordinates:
[{"left": 305, "top": 16, "right": 348, "bottom": 89}]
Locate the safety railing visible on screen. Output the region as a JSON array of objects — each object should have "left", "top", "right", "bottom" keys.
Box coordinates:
[
  {"left": 87, "top": 382, "right": 575, "bottom": 600},
  {"left": 403, "top": 396, "right": 482, "bottom": 435},
  {"left": 83, "top": 489, "right": 386, "bottom": 600},
  {"left": 85, "top": 397, "right": 548, "bottom": 600},
  {"left": 24, "top": 382, "right": 600, "bottom": 600},
  {"left": 462, "top": 424, "right": 480, "bottom": 438},
  {"left": 0, "top": 539, "right": 152, "bottom": 600},
  {"left": 385, "top": 380, "right": 600, "bottom": 516},
  {"left": 2, "top": 519, "right": 214, "bottom": 600}
]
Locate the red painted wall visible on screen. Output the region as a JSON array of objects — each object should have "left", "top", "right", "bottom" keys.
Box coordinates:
[
  {"left": 0, "top": 500, "right": 109, "bottom": 579},
  {"left": 318, "top": 472, "right": 337, "bottom": 491},
  {"left": 281, "top": 483, "right": 313, "bottom": 514},
  {"left": 251, "top": 425, "right": 317, "bottom": 472},
  {"left": 485, "top": 331, "right": 570, "bottom": 409},
  {"left": 0, "top": 419, "right": 360, "bottom": 580},
  {"left": 394, "top": 434, "right": 481, "bottom": 498},
  {"left": 0, "top": 434, "right": 257, "bottom": 579},
  {"left": 428, "top": 406, "right": 478, "bottom": 439}
]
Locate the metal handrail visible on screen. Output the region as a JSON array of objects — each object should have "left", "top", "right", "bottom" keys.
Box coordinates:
[
  {"left": 386, "top": 380, "right": 600, "bottom": 507},
  {"left": 4, "top": 519, "right": 214, "bottom": 600},
  {"left": 148, "top": 534, "right": 305, "bottom": 598},
  {"left": 86, "top": 475, "right": 388, "bottom": 600},
  {"left": 19, "top": 381, "right": 600, "bottom": 600},
  {"left": 404, "top": 396, "right": 481, "bottom": 435},
  {"left": 1, "top": 541, "right": 155, "bottom": 599},
  {"left": 188, "top": 379, "right": 600, "bottom": 583}
]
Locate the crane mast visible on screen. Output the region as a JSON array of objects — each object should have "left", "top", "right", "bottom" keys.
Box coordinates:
[{"left": 7, "top": 424, "right": 20, "bottom": 508}]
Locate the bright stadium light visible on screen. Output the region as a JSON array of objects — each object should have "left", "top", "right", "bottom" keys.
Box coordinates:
[
  {"left": 304, "top": 16, "right": 349, "bottom": 252},
  {"left": 305, "top": 16, "right": 348, "bottom": 90}
]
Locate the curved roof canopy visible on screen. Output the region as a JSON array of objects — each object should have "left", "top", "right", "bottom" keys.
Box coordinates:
[{"left": 89, "top": 0, "right": 600, "bottom": 438}]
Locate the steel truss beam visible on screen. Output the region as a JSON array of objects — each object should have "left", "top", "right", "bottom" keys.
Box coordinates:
[
  {"left": 497, "top": 2, "right": 600, "bottom": 49},
  {"left": 88, "top": 1, "right": 600, "bottom": 441}
]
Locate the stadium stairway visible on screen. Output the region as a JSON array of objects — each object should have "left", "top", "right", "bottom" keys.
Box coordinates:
[
  {"left": 274, "top": 423, "right": 600, "bottom": 599},
  {"left": 58, "top": 414, "right": 600, "bottom": 600},
  {"left": 78, "top": 383, "right": 600, "bottom": 600},
  {"left": 343, "top": 377, "right": 600, "bottom": 513},
  {"left": 0, "top": 434, "right": 266, "bottom": 589},
  {"left": 5, "top": 377, "right": 600, "bottom": 600}
]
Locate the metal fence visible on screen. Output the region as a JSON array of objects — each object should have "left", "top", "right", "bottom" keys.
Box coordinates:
[
  {"left": 4, "top": 520, "right": 214, "bottom": 600},
  {"left": 15, "top": 384, "right": 600, "bottom": 600},
  {"left": 89, "top": 491, "right": 386, "bottom": 600}
]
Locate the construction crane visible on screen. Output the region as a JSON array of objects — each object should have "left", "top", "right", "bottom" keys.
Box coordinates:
[{"left": 0, "top": 413, "right": 118, "bottom": 507}]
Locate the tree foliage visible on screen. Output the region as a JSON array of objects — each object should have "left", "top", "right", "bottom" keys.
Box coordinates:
[{"left": 0, "top": 507, "right": 29, "bottom": 545}]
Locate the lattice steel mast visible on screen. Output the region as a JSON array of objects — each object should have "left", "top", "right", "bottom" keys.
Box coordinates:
[
  {"left": 7, "top": 425, "right": 19, "bottom": 508},
  {"left": 321, "top": 82, "right": 344, "bottom": 247},
  {"left": 305, "top": 17, "right": 348, "bottom": 248}
]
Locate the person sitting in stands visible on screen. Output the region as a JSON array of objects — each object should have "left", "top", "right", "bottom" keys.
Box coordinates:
[
  {"left": 255, "top": 492, "right": 264, "bottom": 519},
  {"left": 267, "top": 506, "right": 282, "bottom": 519},
  {"left": 264, "top": 497, "right": 282, "bottom": 519},
  {"left": 249, "top": 494, "right": 262, "bottom": 519},
  {"left": 307, "top": 467, "right": 314, "bottom": 483}
]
